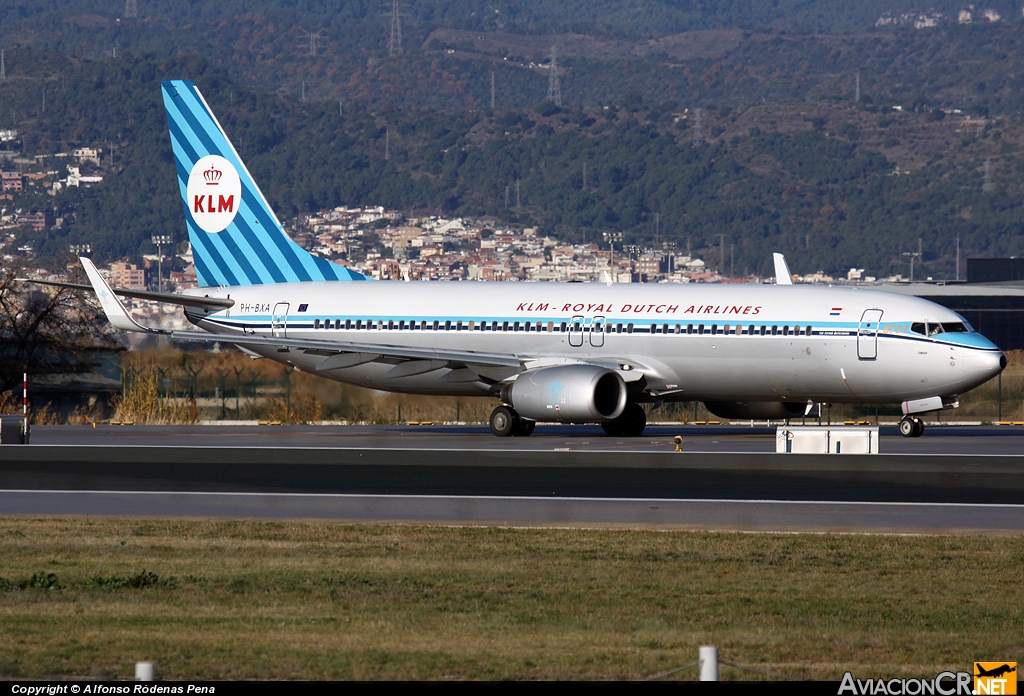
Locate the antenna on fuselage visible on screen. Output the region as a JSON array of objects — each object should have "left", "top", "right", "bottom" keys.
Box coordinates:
[{"left": 773, "top": 253, "right": 793, "bottom": 285}]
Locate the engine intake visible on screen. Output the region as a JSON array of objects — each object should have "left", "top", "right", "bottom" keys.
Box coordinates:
[
  {"left": 506, "top": 365, "right": 627, "bottom": 423},
  {"left": 704, "top": 401, "right": 816, "bottom": 421}
]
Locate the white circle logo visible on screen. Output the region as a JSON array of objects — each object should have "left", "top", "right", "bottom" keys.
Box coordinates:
[{"left": 186, "top": 155, "right": 242, "bottom": 233}]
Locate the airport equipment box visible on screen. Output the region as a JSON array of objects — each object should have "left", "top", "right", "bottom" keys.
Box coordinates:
[{"left": 776, "top": 426, "right": 879, "bottom": 454}]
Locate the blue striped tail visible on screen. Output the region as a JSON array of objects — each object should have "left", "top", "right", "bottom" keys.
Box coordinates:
[{"left": 161, "top": 80, "right": 367, "bottom": 287}]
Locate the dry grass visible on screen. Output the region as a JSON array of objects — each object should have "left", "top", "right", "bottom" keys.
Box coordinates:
[{"left": 0, "top": 519, "right": 1021, "bottom": 680}]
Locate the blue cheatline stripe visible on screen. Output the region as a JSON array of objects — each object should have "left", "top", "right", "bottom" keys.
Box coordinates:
[{"left": 173, "top": 85, "right": 315, "bottom": 283}]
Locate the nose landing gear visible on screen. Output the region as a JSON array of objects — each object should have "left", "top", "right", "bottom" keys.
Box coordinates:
[{"left": 899, "top": 416, "right": 925, "bottom": 438}]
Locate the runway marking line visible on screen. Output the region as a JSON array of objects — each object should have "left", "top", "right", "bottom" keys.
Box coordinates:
[{"left": 1, "top": 489, "right": 1021, "bottom": 509}]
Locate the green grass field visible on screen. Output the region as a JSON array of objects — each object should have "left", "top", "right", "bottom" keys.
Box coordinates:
[{"left": 0, "top": 519, "right": 1021, "bottom": 680}]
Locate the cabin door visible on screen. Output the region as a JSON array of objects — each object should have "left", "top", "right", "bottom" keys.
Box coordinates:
[
  {"left": 857, "top": 309, "right": 883, "bottom": 360},
  {"left": 568, "top": 314, "right": 585, "bottom": 347},
  {"left": 589, "top": 315, "right": 606, "bottom": 347},
  {"left": 272, "top": 302, "right": 290, "bottom": 338}
]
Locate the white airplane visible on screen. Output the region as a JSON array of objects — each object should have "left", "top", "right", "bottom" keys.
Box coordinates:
[{"left": 50, "top": 81, "right": 1007, "bottom": 438}]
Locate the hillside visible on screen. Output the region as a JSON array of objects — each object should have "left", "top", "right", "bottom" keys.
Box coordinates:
[
  {"left": 1, "top": 52, "right": 1022, "bottom": 280},
  {"left": 0, "top": 2, "right": 1022, "bottom": 113}
]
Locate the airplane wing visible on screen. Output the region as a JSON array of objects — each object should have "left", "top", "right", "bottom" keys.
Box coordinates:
[
  {"left": 79, "top": 257, "right": 523, "bottom": 370},
  {"left": 18, "top": 277, "right": 234, "bottom": 312}
]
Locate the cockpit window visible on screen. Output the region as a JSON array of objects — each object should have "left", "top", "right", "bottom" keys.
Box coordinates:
[
  {"left": 910, "top": 322, "right": 926, "bottom": 336},
  {"left": 941, "top": 322, "right": 969, "bottom": 333},
  {"left": 927, "top": 323, "right": 945, "bottom": 337}
]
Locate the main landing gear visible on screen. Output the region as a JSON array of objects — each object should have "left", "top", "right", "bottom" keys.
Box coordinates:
[
  {"left": 489, "top": 406, "right": 535, "bottom": 437},
  {"left": 899, "top": 415, "right": 925, "bottom": 438},
  {"left": 601, "top": 403, "right": 647, "bottom": 437},
  {"left": 488, "top": 404, "right": 647, "bottom": 437}
]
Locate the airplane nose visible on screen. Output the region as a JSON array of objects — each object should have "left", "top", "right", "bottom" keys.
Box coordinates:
[{"left": 963, "top": 349, "right": 1006, "bottom": 377}]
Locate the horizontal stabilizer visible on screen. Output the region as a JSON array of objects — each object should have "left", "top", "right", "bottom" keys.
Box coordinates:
[{"left": 19, "top": 277, "right": 233, "bottom": 311}]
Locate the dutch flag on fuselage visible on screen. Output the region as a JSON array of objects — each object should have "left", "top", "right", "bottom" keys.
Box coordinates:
[{"left": 161, "top": 80, "right": 367, "bottom": 287}]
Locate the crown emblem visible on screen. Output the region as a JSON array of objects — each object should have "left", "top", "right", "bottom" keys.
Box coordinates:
[{"left": 203, "top": 165, "right": 222, "bottom": 184}]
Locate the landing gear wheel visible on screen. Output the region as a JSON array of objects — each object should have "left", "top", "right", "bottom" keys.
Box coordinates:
[
  {"left": 490, "top": 406, "right": 518, "bottom": 437},
  {"left": 601, "top": 404, "right": 647, "bottom": 437},
  {"left": 899, "top": 417, "right": 915, "bottom": 437},
  {"left": 513, "top": 419, "right": 535, "bottom": 437},
  {"left": 899, "top": 416, "right": 925, "bottom": 438}
]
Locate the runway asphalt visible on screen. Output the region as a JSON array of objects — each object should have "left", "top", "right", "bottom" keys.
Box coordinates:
[
  {"left": 24, "top": 422, "right": 1024, "bottom": 455},
  {"left": 1, "top": 424, "right": 1021, "bottom": 532}
]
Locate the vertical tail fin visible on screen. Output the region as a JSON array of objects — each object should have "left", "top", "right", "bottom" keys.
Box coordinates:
[{"left": 161, "top": 80, "right": 367, "bottom": 287}]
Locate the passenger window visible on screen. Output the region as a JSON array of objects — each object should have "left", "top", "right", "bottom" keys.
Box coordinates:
[
  {"left": 468, "top": 321, "right": 475, "bottom": 331},
  {"left": 687, "top": 324, "right": 693, "bottom": 334},
  {"left": 674, "top": 324, "right": 681, "bottom": 334},
  {"left": 547, "top": 321, "right": 554, "bottom": 333},
  {"left": 345, "top": 320, "right": 351, "bottom": 330},
  {"left": 723, "top": 324, "right": 730, "bottom": 335},
  {"left": 627, "top": 323, "right": 634, "bottom": 334},
  {"left": 710, "top": 324, "right": 717, "bottom": 335},
  {"left": 444, "top": 320, "right": 452, "bottom": 331},
  {"left": 491, "top": 321, "right": 498, "bottom": 331},
  {"left": 388, "top": 320, "right": 394, "bottom": 330},
  {"left": 805, "top": 325, "right": 812, "bottom": 336},
  {"left": 794, "top": 325, "right": 800, "bottom": 335},
  {"left": 771, "top": 325, "right": 778, "bottom": 336},
  {"left": 748, "top": 324, "right": 755, "bottom": 335},
  {"left": 910, "top": 322, "right": 926, "bottom": 335},
  {"left": 698, "top": 324, "right": 705, "bottom": 335},
  {"left": 616, "top": 323, "right": 623, "bottom": 334},
  {"left": 782, "top": 325, "right": 789, "bottom": 336},
  {"left": 314, "top": 319, "right": 320, "bottom": 329},
  {"left": 457, "top": 321, "right": 463, "bottom": 331}
]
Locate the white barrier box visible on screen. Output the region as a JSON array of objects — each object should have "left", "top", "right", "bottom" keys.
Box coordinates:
[{"left": 776, "top": 426, "right": 879, "bottom": 454}]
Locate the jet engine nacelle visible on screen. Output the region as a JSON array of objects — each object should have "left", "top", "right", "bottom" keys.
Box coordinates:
[
  {"left": 704, "top": 401, "right": 816, "bottom": 421},
  {"left": 506, "top": 365, "right": 627, "bottom": 422}
]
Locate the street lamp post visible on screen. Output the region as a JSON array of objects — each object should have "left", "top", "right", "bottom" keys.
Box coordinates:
[
  {"left": 152, "top": 235, "right": 173, "bottom": 293},
  {"left": 602, "top": 232, "right": 623, "bottom": 282},
  {"left": 624, "top": 245, "right": 641, "bottom": 282},
  {"left": 662, "top": 241, "right": 677, "bottom": 275},
  {"left": 902, "top": 251, "right": 921, "bottom": 282}
]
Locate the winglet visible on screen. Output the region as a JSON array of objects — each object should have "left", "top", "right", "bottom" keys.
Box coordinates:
[
  {"left": 80, "top": 257, "right": 162, "bottom": 334},
  {"left": 773, "top": 253, "right": 793, "bottom": 285}
]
